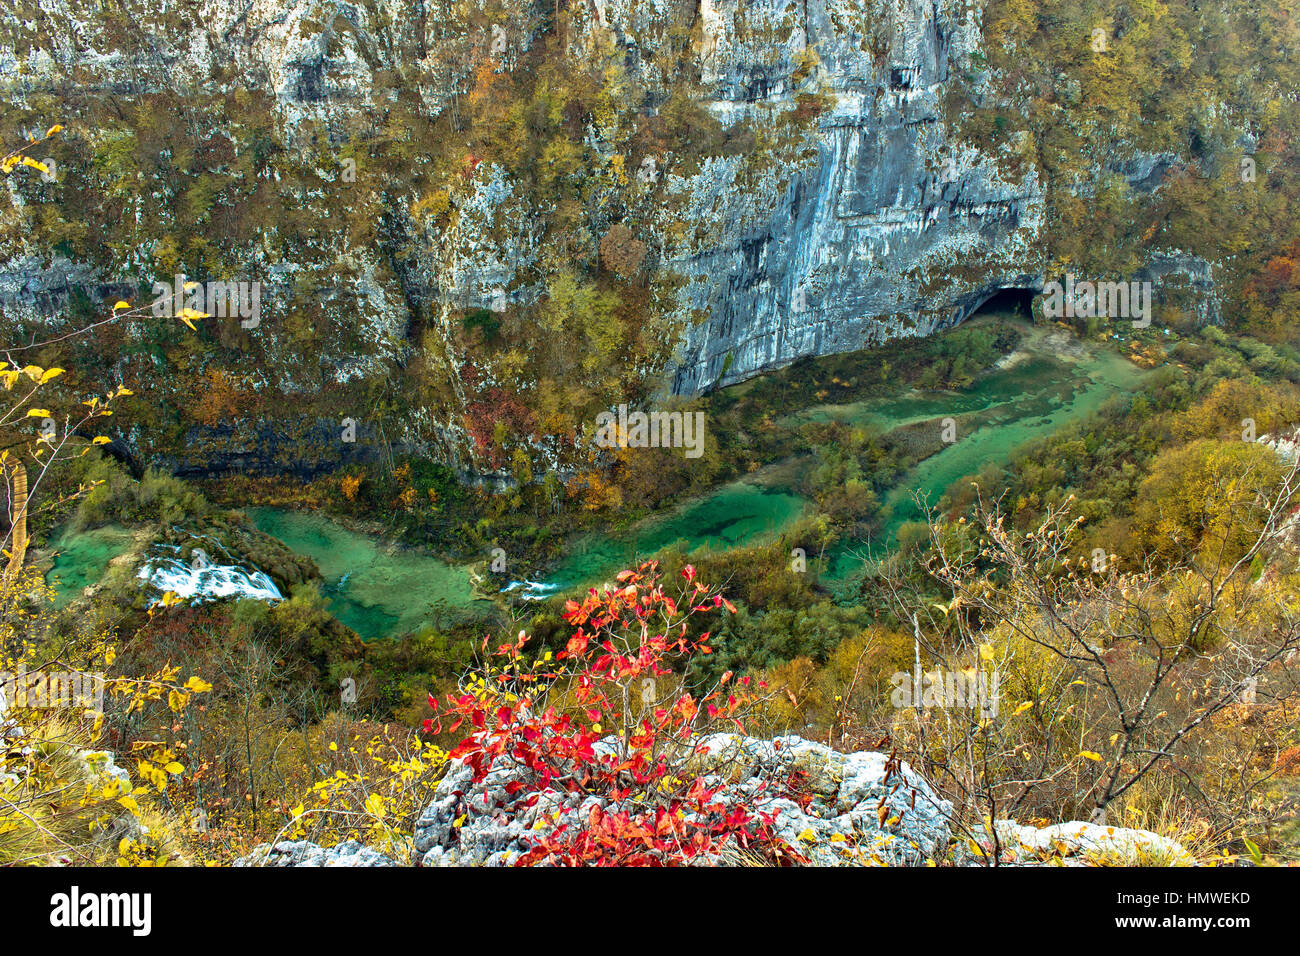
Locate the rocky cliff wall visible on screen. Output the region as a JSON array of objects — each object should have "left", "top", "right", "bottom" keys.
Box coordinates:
[
  {"left": 628, "top": 0, "right": 1048, "bottom": 392},
  {"left": 0, "top": 0, "right": 1223, "bottom": 473}
]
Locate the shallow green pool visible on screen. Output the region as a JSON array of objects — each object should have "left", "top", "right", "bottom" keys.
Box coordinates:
[
  {"left": 547, "top": 327, "right": 1147, "bottom": 589},
  {"left": 246, "top": 507, "right": 487, "bottom": 640},
  {"left": 46, "top": 525, "right": 136, "bottom": 607},
  {"left": 544, "top": 481, "right": 808, "bottom": 588},
  {"left": 822, "top": 339, "right": 1149, "bottom": 579}
]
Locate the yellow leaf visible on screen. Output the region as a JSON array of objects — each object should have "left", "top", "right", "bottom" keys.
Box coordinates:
[
  {"left": 26, "top": 408, "right": 51, "bottom": 418},
  {"left": 38, "top": 367, "right": 63, "bottom": 383},
  {"left": 112, "top": 300, "right": 131, "bottom": 311},
  {"left": 22, "top": 365, "right": 43, "bottom": 381},
  {"left": 184, "top": 676, "right": 212, "bottom": 693},
  {"left": 47, "top": 125, "right": 64, "bottom": 136},
  {"left": 1012, "top": 701, "right": 1033, "bottom": 716},
  {"left": 164, "top": 761, "right": 184, "bottom": 774},
  {"left": 979, "top": 643, "right": 995, "bottom": 662},
  {"left": 1079, "top": 750, "right": 1102, "bottom": 761}
]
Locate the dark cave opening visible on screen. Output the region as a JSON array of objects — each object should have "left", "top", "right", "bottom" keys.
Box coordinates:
[{"left": 971, "top": 287, "right": 1036, "bottom": 319}]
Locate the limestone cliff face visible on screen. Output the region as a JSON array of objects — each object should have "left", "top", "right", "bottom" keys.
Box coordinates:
[
  {"left": 618, "top": 0, "right": 1048, "bottom": 393},
  {"left": 0, "top": 0, "right": 1219, "bottom": 472}
]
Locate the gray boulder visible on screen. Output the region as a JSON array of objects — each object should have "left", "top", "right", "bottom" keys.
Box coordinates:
[
  {"left": 236, "top": 839, "right": 397, "bottom": 867},
  {"left": 412, "top": 732, "right": 953, "bottom": 867},
  {"left": 229, "top": 734, "right": 1193, "bottom": 866}
]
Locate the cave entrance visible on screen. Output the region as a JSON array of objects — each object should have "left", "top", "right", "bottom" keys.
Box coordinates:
[{"left": 972, "top": 287, "right": 1035, "bottom": 320}]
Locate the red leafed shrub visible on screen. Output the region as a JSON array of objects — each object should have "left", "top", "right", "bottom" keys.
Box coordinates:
[
  {"left": 424, "top": 562, "right": 802, "bottom": 866},
  {"left": 461, "top": 378, "right": 536, "bottom": 468}
]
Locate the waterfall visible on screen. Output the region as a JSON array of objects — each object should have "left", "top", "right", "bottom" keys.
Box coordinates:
[
  {"left": 502, "top": 579, "right": 564, "bottom": 602},
  {"left": 137, "top": 545, "right": 283, "bottom": 605}
]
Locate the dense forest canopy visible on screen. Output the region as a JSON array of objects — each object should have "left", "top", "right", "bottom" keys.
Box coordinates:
[{"left": 0, "top": 0, "right": 1297, "bottom": 879}]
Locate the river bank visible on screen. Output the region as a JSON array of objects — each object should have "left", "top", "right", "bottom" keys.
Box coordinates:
[{"left": 44, "top": 314, "right": 1148, "bottom": 639}]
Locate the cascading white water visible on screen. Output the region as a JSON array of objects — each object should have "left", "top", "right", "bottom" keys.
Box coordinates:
[
  {"left": 137, "top": 545, "right": 283, "bottom": 604},
  {"left": 502, "top": 580, "right": 564, "bottom": 602}
]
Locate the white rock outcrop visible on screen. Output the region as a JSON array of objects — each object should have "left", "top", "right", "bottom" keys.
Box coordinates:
[
  {"left": 234, "top": 732, "right": 1192, "bottom": 867},
  {"left": 412, "top": 732, "right": 954, "bottom": 867}
]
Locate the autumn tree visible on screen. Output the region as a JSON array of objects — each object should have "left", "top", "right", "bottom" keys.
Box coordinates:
[{"left": 876, "top": 469, "right": 1300, "bottom": 859}]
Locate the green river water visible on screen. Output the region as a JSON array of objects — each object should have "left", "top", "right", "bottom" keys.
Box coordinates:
[
  {"left": 47, "top": 525, "right": 137, "bottom": 607},
  {"left": 244, "top": 507, "right": 489, "bottom": 638},
  {"left": 543, "top": 481, "right": 808, "bottom": 589},
  {"left": 547, "top": 325, "right": 1147, "bottom": 587},
  {"left": 823, "top": 343, "right": 1146, "bottom": 579},
  {"left": 46, "top": 320, "right": 1148, "bottom": 638}
]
